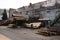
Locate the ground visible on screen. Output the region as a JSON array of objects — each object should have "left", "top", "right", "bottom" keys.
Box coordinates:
[
  {"left": 0, "top": 26, "right": 60, "bottom": 40},
  {"left": 0, "top": 33, "right": 11, "bottom": 40}
]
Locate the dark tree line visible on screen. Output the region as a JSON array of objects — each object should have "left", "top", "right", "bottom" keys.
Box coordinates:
[{"left": 2, "top": 9, "right": 8, "bottom": 20}]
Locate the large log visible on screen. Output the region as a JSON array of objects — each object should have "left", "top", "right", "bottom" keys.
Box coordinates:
[
  {"left": 8, "top": 24, "right": 17, "bottom": 28},
  {"left": 25, "top": 22, "right": 42, "bottom": 29}
]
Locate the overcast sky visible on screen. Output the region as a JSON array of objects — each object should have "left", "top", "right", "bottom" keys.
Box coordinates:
[{"left": 0, "top": 0, "right": 46, "bottom": 9}]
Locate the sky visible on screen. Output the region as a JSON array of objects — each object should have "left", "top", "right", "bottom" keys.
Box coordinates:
[{"left": 0, "top": 0, "right": 46, "bottom": 9}]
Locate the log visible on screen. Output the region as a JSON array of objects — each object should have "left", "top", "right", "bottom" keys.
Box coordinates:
[{"left": 8, "top": 24, "right": 17, "bottom": 28}]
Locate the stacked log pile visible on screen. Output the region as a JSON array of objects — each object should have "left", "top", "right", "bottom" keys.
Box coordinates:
[
  {"left": 0, "top": 20, "right": 9, "bottom": 26},
  {"left": 36, "top": 27, "right": 60, "bottom": 36}
]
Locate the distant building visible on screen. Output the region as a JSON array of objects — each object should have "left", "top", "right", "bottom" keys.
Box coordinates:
[
  {"left": 40, "top": 0, "right": 60, "bottom": 20},
  {"left": 0, "top": 15, "right": 3, "bottom": 20},
  {"left": 0, "top": 9, "right": 4, "bottom": 20},
  {"left": 16, "top": 0, "right": 60, "bottom": 20},
  {"left": 9, "top": 8, "right": 16, "bottom": 18},
  {"left": 0, "top": 9, "right": 4, "bottom": 15}
]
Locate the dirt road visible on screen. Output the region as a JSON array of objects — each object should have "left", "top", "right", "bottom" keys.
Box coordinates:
[
  {"left": 0, "top": 26, "right": 60, "bottom": 40},
  {"left": 0, "top": 34, "right": 11, "bottom": 40}
]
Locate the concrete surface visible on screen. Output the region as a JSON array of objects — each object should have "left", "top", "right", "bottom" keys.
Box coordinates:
[
  {"left": 0, "top": 26, "right": 60, "bottom": 40},
  {"left": 0, "top": 33, "right": 11, "bottom": 40}
]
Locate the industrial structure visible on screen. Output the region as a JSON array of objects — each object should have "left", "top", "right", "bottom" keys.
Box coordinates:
[{"left": 8, "top": 0, "right": 60, "bottom": 28}]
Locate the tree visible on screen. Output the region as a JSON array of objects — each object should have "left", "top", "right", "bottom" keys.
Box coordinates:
[
  {"left": 2, "top": 9, "right": 7, "bottom": 20},
  {"left": 29, "top": 3, "right": 33, "bottom": 8},
  {"left": 29, "top": 3, "right": 32, "bottom": 6}
]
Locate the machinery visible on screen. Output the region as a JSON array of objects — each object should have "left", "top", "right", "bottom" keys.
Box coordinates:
[
  {"left": 50, "top": 13, "right": 60, "bottom": 26},
  {"left": 8, "top": 14, "right": 42, "bottom": 29},
  {"left": 36, "top": 13, "right": 60, "bottom": 36}
]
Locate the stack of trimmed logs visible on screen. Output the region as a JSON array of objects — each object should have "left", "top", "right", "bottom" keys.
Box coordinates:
[
  {"left": 0, "top": 20, "right": 9, "bottom": 26},
  {"left": 36, "top": 27, "right": 60, "bottom": 36}
]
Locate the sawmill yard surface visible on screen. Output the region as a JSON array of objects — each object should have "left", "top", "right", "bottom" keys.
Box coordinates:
[{"left": 0, "top": 26, "right": 60, "bottom": 40}]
